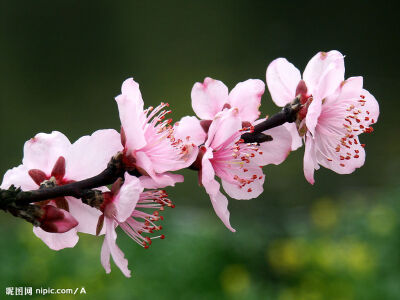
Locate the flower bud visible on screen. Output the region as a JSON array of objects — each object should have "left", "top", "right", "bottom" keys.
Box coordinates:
[{"left": 39, "top": 205, "right": 78, "bottom": 233}]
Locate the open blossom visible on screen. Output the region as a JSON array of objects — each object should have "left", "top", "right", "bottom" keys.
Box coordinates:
[
  {"left": 99, "top": 173, "right": 173, "bottom": 277},
  {"left": 266, "top": 50, "right": 379, "bottom": 184},
  {"left": 115, "top": 78, "right": 198, "bottom": 189},
  {"left": 176, "top": 108, "right": 265, "bottom": 231},
  {"left": 0, "top": 130, "right": 122, "bottom": 250}
]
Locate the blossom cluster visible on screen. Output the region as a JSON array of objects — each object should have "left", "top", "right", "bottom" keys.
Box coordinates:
[{"left": 0, "top": 50, "right": 379, "bottom": 277}]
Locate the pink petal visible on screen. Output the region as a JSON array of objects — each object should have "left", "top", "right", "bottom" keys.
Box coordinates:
[
  {"left": 206, "top": 109, "right": 241, "bottom": 150},
  {"left": 103, "top": 217, "right": 131, "bottom": 277},
  {"left": 284, "top": 123, "right": 303, "bottom": 151},
  {"left": 191, "top": 77, "right": 229, "bottom": 120},
  {"left": 1, "top": 164, "right": 37, "bottom": 190},
  {"left": 315, "top": 134, "right": 366, "bottom": 175},
  {"left": 100, "top": 238, "right": 111, "bottom": 274},
  {"left": 174, "top": 116, "right": 206, "bottom": 146},
  {"left": 201, "top": 149, "right": 235, "bottom": 232},
  {"left": 266, "top": 58, "right": 301, "bottom": 107},
  {"left": 252, "top": 125, "right": 293, "bottom": 166},
  {"left": 33, "top": 226, "right": 79, "bottom": 251},
  {"left": 303, "top": 50, "right": 345, "bottom": 99},
  {"left": 228, "top": 79, "right": 264, "bottom": 122},
  {"left": 139, "top": 173, "right": 184, "bottom": 189},
  {"left": 66, "top": 196, "right": 104, "bottom": 235},
  {"left": 135, "top": 151, "right": 185, "bottom": 188},
  {"left": 305, "top": 97, "right": 323, "bottom": 136},
  {"left": 221, "top": 165, "right": 265, "bottom": 200},
  {"left": 22, "top": 131, "right": 71, "bottom": 174},
  {"left": 303, "top": 133, "right": 319, "bottom": 185},
  {"left": 115, "top": 78, "right": 147, "bottom": 151},
  {"left": 65, "top": 129, "right": 123, "bottom": 181},
  {"left": 114, "top": 173, "right": 143, "bottom": 223}
]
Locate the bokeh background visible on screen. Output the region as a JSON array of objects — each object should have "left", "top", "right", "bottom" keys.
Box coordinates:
[{"left": 1, "top": 1, "right": 399, "bottom": 299}]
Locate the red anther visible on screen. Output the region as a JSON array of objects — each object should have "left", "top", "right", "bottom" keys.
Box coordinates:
[
  {"left": 259, "top": 176, "right": 263, "bottom": 179},
  {"left": 365, "top": 117, "right": 370, "bottom": 121},
  {"left": 359, "top": 125, "right": 364, "bottom": 129},
  {"left": 340, "top": 163, "right": 345, "bottom": 167},
  {"left": 144, "top": 244, "right": 149, "bottom": 249},
  {"left": 354, "top": 155, "right": 359, "bottom": 158},
  {"left": 345, "top": 156, "right": 351, "bottom": 160},
  {"left": 238, "top": 139, "right": 244, "bottom": 143},
  {"left": 356, "top": 118, "right": 361, "bottom": 123},
  {"left": 340, "top": 156, "right": 344, "bottom": 160},
  {"left": 361, "top": 144, "right": 366, "bottom": 148},
  {"left": 160, "top": 234, "right": 165, "bottom": 239},
  {"left": 355, "top": 150, "right": 359, "bottom": 153},
  {"left": 327, "top": 158, "right": 333, "bottom": 161},
  {"left": 247, "top": 188, "right": 252, "bottom": 192},
  {"left": 146, "top": 237, "right": 152, "bottom": 244},
  {"left": 354, "top": 139, "right": 358, "bottom": 144},
  {"left": 252, "top": 175, "right": 257, "bottom": 179},
  {"left": 158, "top": 225, "right": 163, "bottom": 230},
  {"left": 371, "top": 119, "right": 375, "bottom": 124},
  {"left": 171, "top": 204, "right": 176, "bottom": 208},
  {"left": 259, "top": 151, "right": 263, "bottom": 155},
  {"left": 364, "top": 127, "right": 374, "bottom": 133},
  {"left": 153, "top": 211, "right": 159, "bottom": 216},
  {"left": 335, "top": 146, "right": 341, "bottom": 152},
  {"left": 360, "top": 95, "right": 365, "bottom": 99},
  {"left": 366, "top": 111, "right": 370, "bottom": 114}
]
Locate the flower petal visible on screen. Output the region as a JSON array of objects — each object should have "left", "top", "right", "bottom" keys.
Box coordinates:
[
  {"left": 228, "top": 79, "right": 264, "bottom": 122},
  {"left": 66, "top": 196, "right": 104, "bottom": 235},
  {"left": 174, "top": 116, "right": 206, "bottom": 146},
  {"left": 303, "top": 50, "right": 345, "bottom": 99},
  {"left": 135, "top": 151, "right": 184, "bottom": 188},
  {"left": 65, "top": 129, "right": 123, "bottom": 181},
  {"left": 33, "top": 226, "right": 79, "bottom": 251},
  {"left": 252, "top": 125, "right": 293, "bottom": 166},
  {"left": 115, "top": 78, "right": 147, "bottom": 151},
  {"left": 303, "top": 133, "right": 319, "bottom": 185},
  {"left": 114, "top": 173, "right": 143, "bottom": 223},
  {"left": 266, "top": 58, "right": 301, "bottom": 107},
  {"left": 222, "top": 166, "right": 264, "bottom": 200},
  {"left": 201, "top": 149, "right": 235, "bottom": 232},
  {"left": 103, "top": 217, "right": 131, "bottom": 277},
  {"left": 191, "top": 77, "right": 228, "bottom": 120},
  {"left": 1, "top": 164, "right": 37, "bottom": 190},
  {"left": 206, "top": 109, "right": 241, "bottom": 150},
  {"left": 23, "top": 131, "right": 71, "bottom": 174},
  {"left": 284, "top": 123, "right": 303, "bottom": 151}
]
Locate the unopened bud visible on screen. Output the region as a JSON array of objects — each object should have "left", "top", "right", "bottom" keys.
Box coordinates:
[{"left": 39, "top": 205, "right": 78, "bottom": 233}]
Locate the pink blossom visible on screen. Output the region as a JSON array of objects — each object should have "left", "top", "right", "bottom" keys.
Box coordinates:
[
  {"left": 1, "top": 130, "right": 122, "bottom": 250},
  {"left": 190, "top": 108, "right": 266, "bottom": 231},
  {"left": 266, "top": 51, "right": 379, "bottom": 184},
  {"left": 99, "top": 173, "right": 172, "bottom": 277},
  {"left": 115, "top": 78, "right": 198, "bottom": 188},
  {"left": 191, "top": 77, "right": 265, "bottom": 123},
  {"left": 189, "top": 77, "right": 292, "bottom": 165}
]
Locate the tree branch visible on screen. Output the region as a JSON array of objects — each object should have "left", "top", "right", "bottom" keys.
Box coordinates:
[
  {"left": 241, "top": 98, "right": 301, "bottom": 143},
  {"left": 0, "top": 152, "right": 134, "bottom": 208}
]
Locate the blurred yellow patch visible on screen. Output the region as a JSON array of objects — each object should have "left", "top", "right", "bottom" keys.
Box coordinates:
[
  {"left": 220, "top": 264, "right": 250, "bottom": 295},
  {"left": 311, "top": 198, "right": 338, "bottom": 230},
  {"left": 345, "top": 241, "right": 375, "bottom": 274},
  {"left": 368, "top": 205, "right": 397, "bottom": 236},
  {"left": 267, "top": 239, "right": 306, "bottom": 272}
]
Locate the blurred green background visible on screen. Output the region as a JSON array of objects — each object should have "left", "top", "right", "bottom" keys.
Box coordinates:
[{"left": 1, "top": 1, "right": 399, "bottom": 299}]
